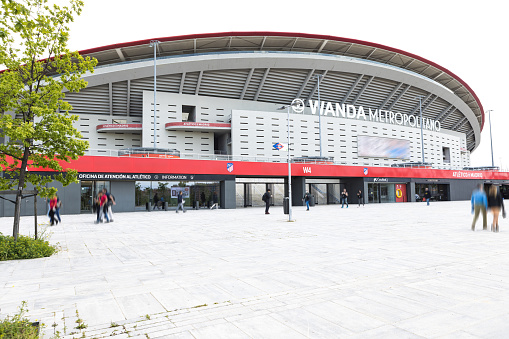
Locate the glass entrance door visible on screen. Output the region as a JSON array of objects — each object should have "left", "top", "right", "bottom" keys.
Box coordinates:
[{"left": 81, "top": 181, "right": 93, "bottom": 212}]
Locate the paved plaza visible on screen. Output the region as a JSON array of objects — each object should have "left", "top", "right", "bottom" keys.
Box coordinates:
[{"left": 1, "top": 201, "right": 509, "bottom": 338}]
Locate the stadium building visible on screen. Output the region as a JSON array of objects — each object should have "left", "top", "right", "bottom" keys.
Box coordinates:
[{"left": 2, "top": 32, "right": 508, "bottom": 216}]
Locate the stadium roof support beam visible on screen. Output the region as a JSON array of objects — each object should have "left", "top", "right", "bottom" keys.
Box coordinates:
[
  {"left": 436, "top": 104, "right": 454, "bottom": 122},
  {"left": 379, "top": 82, "right": 403, "bottom": 110},
  {"left": 290, "top": 38, "right": 298, "bottom": 50},
  {"left": 296, "top": 69, "right": 315, "bottom": 99},
  {"left": 306, "top": 70, "right": 328, "bottom": 102},
  {"left": 386, "top": 84, "right": 410, "bottom": 111},
  {"left": 254, "top": 68, "right": 270, "bottom": 101},
  {"left": 316, "top": 40, "right": 328, "bottom": 53},
  {"left": 341, "top": 74, "right": 364, "bottom": 105},
  {"left": 365, "top": 48, "right": 377, "bottom": 59},
  {"left": 179, "top": 72, "right": 186, "bottom": 94},
  {"left": 351, "top": 76, "right": 374, "bottom": 105},
  {"left": 260, "top": 36, "right": 266, "bottom": 51},
  {"left": 420, "top": 95, "right": 438, "bottom": 114},
  {"left": 410, "top": 93, "right": 432, "bottom": 115},
  {"left": 439, "top": 108, "right": 457, "bottom": 123},
  {"left": 115, "top": 48, "right": 126, "bottom": 62},
  {"left": 452, "top": 117, "right": 468, "bottom": 130},
  {"left": 240, "top": 68, "right": 255, "bottom": 100},
  {"left": 195, "top": 71, "right": 203, "bottom": 95}
]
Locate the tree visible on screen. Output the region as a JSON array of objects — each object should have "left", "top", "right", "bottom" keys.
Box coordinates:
[{"left": 0, "top": 0, "right": 97, "bottom": 240}]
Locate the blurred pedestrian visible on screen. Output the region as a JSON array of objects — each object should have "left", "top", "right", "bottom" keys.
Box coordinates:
[
  {"left": 488, "top": 185, "right": 505, "bottom": 232},
  {"left": 262, "top": 189, "right": 272, "bottom": 214},
  {"left": 357, "top": 190, "right": 364, "bottom": 207},
  {"left": 471, "top": 184, "right": 488, "bottom": 231},
  {"left": 153, "top": 193, "right": 159, "bottom": 210},
  {"left": 94, "top": 191, "right": 102, "bottom": 224},
  {"left": 49, "top": 195, "right": 58, "bottom": 226},
  {"left": 103, "top": 188, "right": 115, "bottom": 222},
  {"left": 341, "top": 188, "right": 349, "bottom": 208},
  {"left": 302, "top": 192, "right": 311, "bottom": 211},
  {"left": 176, "top": 191, "right": 186, "bottom": 213},
  {"left": 55, "top": 194, "right": 62, "bottom": 223},
  {"left": 424, "top": 188, "right": 431, "bottom": 206}
]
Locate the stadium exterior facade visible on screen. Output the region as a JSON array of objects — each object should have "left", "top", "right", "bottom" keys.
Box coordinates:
[{"left": 2, "top": 32, "right": 508, "bottom": 216}]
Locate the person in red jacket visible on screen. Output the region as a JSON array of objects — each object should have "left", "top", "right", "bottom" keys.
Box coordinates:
[{"left": 49, "top": 195, "right": 58, "bottom": 226}]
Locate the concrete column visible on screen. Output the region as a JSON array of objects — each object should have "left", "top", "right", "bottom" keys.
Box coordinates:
[
  {"left": 220, "top": 179, "right": 236, "bottom": 209},
  {"left": 292, "top": 177, "right": 306, "bottom": 206},
  {"left": 409, "top": 181, "right": 416, "bottom": 203}
]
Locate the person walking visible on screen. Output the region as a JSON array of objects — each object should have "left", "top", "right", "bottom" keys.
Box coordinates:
[
  {"left": 103, "top": 188, "right": 115, "bottom": 222},
  {"left": 302, "top": 192, "right": 311, "bottom": 211},
  {"left": 262, "top": 189, "right": 272, "bottom": 214},
  {"left": 94, "top": 192, "right": 102, "bottom": 224},
  {"left": 49, "top": 195, "right": 58, "bottom": 226},
  {"left": 55, "top": 195, "right": 62, "bottom": 223},
  {"left": 471, "top": 184, "right": 488, "bottom": 231},
  {"left": 341, "top": 188, "right": 349, "bottom": 208},
  {"left": 357, "top": 190, "right": 364, "bottom": 207},
  {"left": 176, "top": 191, "right": 186, "bottom": 213},
  {"left": 424, "top": 188, "right": 431, "bottom": 206},
  {"left": 488, "top": 185, "right": 505, "bottom": 232},
  {"left": 153, "top": 193, "right": 160, "bottom": 210}
]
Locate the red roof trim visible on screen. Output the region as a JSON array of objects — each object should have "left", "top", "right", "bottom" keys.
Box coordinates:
[{"left": 78, "top": 31, "right": 484, "bottom": 130}]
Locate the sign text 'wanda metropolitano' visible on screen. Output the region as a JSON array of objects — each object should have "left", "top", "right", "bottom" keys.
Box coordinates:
[{"left": 307, "top": 100, "right": 442, "bottom": 132}]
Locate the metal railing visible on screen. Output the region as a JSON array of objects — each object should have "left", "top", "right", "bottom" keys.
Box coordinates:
[{"left": 82, "top": 148, "right": 508, "bottom": 173}]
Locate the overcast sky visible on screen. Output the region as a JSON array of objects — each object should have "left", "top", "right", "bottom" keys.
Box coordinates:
[{"left": 67, "top": 0, "right": 507, "bottom": 169}]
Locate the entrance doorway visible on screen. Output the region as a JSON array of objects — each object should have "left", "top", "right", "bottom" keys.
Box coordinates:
[
  {"left": 368, "top": 183, "right": 400, "bottom": 203},
  {"left": 415, "top": 183, "right": 449, "bottom": 201},
  {"left": 80, "top": 181, "right": 111, "bottom": 212}
]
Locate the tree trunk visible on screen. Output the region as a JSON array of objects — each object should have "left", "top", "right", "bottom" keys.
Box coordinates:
[{"left": 12, "top": 146, "right": 30, "bottom": 241}]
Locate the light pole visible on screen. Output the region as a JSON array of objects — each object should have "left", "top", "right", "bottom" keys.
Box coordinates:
[
  {"left": 149, "top": 40, "right": 159, "bottom": 208},
  {"left": 416, "top": 95, "right": 425, "bottom": 163},
  {"left": 316, "top": 74, "right": 323, "bottom": 158},
  {"left": 149, "top": 40, "right": 159, "bottom": 148},
  {"left": 486, "top": 110, "right": 494, "bottom": 167}
]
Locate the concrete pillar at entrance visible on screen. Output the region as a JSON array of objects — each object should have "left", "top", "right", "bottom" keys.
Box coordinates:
[
  {"left": 220, "top": 180, "right": 236, "bottom": 209},
  {"left": 409, "top": 182, "right": 416, "bottom": 202},
  {"left": 284, "top": 177, "right": 306, "bottom": 206}
]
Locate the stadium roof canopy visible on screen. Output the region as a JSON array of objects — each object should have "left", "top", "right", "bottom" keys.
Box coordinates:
[{"left": 75, "top": 32, "right": 483, "bottom": 151}]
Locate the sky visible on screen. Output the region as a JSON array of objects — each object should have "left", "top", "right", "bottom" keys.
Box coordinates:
[{"left": 66, "top": 0, "right": 508, "bottom": 169}]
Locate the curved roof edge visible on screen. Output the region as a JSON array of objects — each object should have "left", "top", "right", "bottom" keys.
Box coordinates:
[{"left": 78, "top": 31, "right": 484, "bottom": 131}]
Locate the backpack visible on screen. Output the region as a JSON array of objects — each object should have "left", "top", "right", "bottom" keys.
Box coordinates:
[{"left": 262, "top": 193, "right": 267, "bottom": 202}]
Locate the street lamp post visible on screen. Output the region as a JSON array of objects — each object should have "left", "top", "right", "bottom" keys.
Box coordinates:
[
  {"left": 149, "top": 40, "right": 159, "bottom": 209},
  {"left": 416, "top": 95, "right": 425, "bottom": 163},
  {"left": 287, "top": 105, "right": 292, "bottom": 222},
  {"left": 486, "top": 110, "right": 494, "bottom": 167},
  {"left": 316, "top": 74, "right": 323, "bottom": 158},
  {"left": 149, "top": 40, "right": 159, "bottom": 148}
]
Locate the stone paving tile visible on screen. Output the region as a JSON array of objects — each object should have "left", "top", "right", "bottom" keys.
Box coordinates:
[{"left": 1, "top": 201, "right": 508, "bottom": 338}]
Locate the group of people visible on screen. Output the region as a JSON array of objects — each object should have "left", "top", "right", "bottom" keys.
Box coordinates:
[
  {"left": 94, "top": 188, "right": 115, "bottom": 224},
  {"left": 471, "top": 184, "right": 506, "bottom": 232},
  {"left": 263, "top": 188, "right": 366, "bottom": 214}
]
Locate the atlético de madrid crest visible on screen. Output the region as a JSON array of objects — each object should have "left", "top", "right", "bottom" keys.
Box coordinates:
[
  {"left": 227, "top": 163, "right": 234, "bottom": 173},
  {"left": 363, "top": 168, "right": 368, "bottom": 176}
]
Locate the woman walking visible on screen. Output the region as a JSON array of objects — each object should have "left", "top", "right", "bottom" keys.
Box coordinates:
[{"left": 488, "top": 185, "right": 505, "bottom": 232}]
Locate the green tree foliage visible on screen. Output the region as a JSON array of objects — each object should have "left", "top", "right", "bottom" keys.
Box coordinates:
[{"left": 0, "top": 0, "right": 97, "bottom": 239}]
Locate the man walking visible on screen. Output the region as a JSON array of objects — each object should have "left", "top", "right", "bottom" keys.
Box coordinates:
[
  {"left": 176, "top": 191, "right": 186, "bottom": 213},
  {"left": 471, "top": 184, "right": 488, "bottom": 231},
  {"left": 341, "top": 188, "right": 349, "bottom": 208},
  {"left": 424, "top": 188, "right": 431, "bottom": 206},
  {"left": 302, "top": 192, "right": 311, "bottom": 211},
  {"left": 262, "top": 189, "right": 272, "bottom": 214},
  {"left": 357, "top": 190, "right": 364, "bottom": 207},
  {"left": 153, "top": 193, "right": 160, "bottom": 210}
]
